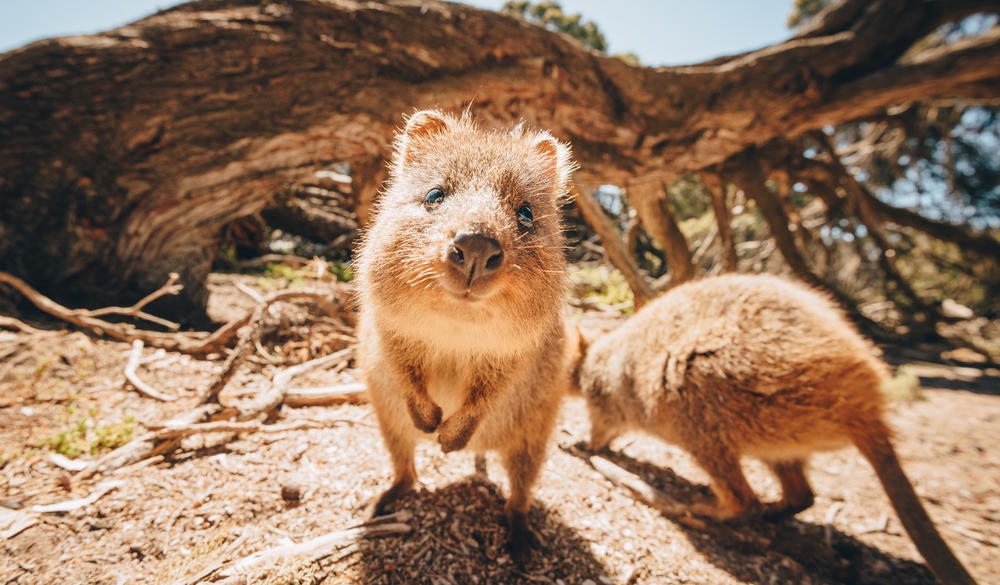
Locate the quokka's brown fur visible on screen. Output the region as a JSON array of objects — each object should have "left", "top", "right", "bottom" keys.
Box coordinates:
[
  {"left": 355, "top": 109, "right": 576, "bottom": 559},
  {"left": 575, "top": 273, "right": 978, "bottom": 585}
]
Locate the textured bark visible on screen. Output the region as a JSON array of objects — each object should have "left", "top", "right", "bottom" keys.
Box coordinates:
[
  {"left": 700, "top": 173, "right": 737, "bottom": 272},
  {"left": 729, "top": 156, "right": 824, "bottom": 290},
  {"left": 571, "top": 185, "right": 655, "bottom": 307},
  {"left": 627, "top": 179, "right": 696, "bottom": 288},
  {"left": 0, "top": 0, "right": 996, "bottom": 320}
]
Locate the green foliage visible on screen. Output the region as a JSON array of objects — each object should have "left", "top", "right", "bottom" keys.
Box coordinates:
[
  {"left": 787, "top": 0, "right": 829, "bottom": 28},
  {"left": 568, "top": 263, "right": 634, "bottom": 312},
  {"left": 667, "top": 175, "right": 712, "bottom": 221},
  {"left": 328, "top": 261, "right": 354, "bottom": 282},
  {"left": 262, "top": 262, "right": 303, "bottom": 281},
  {"left": 41, "top": 409, "right": 137, "bottom": 457},
  {"left": 502, "top": 1, "right": 608, "bottom": 53}
]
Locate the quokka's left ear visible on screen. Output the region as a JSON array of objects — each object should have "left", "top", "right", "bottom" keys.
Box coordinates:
[
  {"left": 393, "top": 109, "right": 452, "bottom": 168},
  {"left": 532, "top": 131, "right": 577, "bottom": 198}
]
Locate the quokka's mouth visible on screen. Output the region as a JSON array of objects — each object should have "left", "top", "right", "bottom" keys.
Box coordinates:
[{"left": 438, "top": 270, "right": 501, "bottom": 301}]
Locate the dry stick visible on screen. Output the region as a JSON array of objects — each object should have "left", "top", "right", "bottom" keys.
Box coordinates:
[
  {"left": 560, "top": 444, "right": 707, "bottom": 529},
  {"left": 0, "top": 271, "right": 201, "bottom": 349},
  {"left": 186, "top": 290, "right": 340, "bottom": 358},
  {"left": 87, "top": 273, "right": 184, "bottom": 331},
  {"left": 0, "top": 270, "right": 339, "bottom": 357},
  {"left": 75, "top": 288, "right": 351, "bottom": 481},
  {"left": 587, "top": 455, "right": 688, "bottom": 516},
  {"left": 0, "top": 315, "right": 42, "bottom": 333},
  {"left": 124, "top": 339, "right": 178, "bottom": 401},
  {"left": 75, "top": 404, "right": 223, "bottom": 481},
  {"left": 284, "top": 382, "right": 368, "bottom": 407},
  {"left": 233, "top": 347, "right": 355, "bottom": 420},
  {"left": 82, "top": 308, "right": 352, "bottom": 479},
  {"left": 31, "top": 480, "right": 125, "bottom": 514},
  {"left": 219, "top": 513, "right": 413, "bottom": 578},
  {"left": 234, "top": 282, "right": 265, "bottom": 303},
  {"left": 148, "top": 419, "right": 327, "bottom": 440}
]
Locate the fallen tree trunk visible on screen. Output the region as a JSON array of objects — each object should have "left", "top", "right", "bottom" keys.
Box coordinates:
[{"left": 0, "top": 0, "right": 996, "bottom": 321}]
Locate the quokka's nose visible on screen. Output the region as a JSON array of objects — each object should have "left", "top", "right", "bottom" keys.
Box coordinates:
[{"left": 448, "top": 232, "right": 504, "bottom": 284}]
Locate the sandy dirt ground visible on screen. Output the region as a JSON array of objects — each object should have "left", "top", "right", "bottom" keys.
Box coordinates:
[{"left": 1, "top": 274, "right": 997, "bottom": 585}]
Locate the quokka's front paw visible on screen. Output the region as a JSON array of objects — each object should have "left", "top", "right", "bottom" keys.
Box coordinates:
[
  {"left": 406, "top": 395, "right": 442, "bottom": 433},
  {"left": 437, "top": 414, "right": 480, "bottom": 453}
]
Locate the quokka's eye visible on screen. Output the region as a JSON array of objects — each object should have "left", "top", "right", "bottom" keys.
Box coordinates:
[
  {"left": 516, "top": 204, "right": 534, "bottom": 229},
  {"left": 425, "top": 188, "right": 446, "bottom": 206}
]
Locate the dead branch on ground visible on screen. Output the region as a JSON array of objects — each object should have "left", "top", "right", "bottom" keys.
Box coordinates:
[
  {"left": 124, "top": 340, "right": 178, "bottom": 401},
  {"left": 217, "top": 512, "right": 413, "bottom": 579},
  {"left": 0, "top": 271, "right": 190, "bottom": 346}
]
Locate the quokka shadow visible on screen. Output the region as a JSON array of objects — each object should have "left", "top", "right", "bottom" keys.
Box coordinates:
[
  {"left": 594, "top": 449, "right": 941, "bottom": 585},
  {"left": 354, "top": 474, "right": 610, "bottom": 585}
]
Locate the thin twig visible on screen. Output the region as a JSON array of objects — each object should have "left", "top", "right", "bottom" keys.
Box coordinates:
[
  {"left": 81, "top": 272, "right": 183, "bottom": 331},
  {"left": 0, "top": 316, "right": 42, "bottom": 333},
  {"left": 148, "top": 419, "right": 328, "bottom": 440},
  {"left": 220, "top": 514, "right": 412, "bottom": 577},
  {"left": 124, "top": 340, "right": 178, "bottom": 401},
  {"left": 31, "top": 480, "right": 124, "bottom": 514},
  {"left": 284, "top": 382, "right": 368, "bottom": 407},
  {"left": 235, "top": 282, "right": 265, "bottom": 303}
]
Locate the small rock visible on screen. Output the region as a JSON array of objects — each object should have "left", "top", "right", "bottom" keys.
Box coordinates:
[{"left": 281, "top": 482, "right": 303, "bottom": 502}]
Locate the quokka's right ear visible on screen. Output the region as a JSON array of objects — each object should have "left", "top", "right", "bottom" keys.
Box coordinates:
[{"left": 394, "top": 110, "right": 451, "bottom": 167}]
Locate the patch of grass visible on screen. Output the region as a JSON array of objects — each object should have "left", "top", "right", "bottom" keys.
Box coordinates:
[
  {"left": 93, "top": 417, "right": 138, "bottom": 452},
  {"left": 262, "top": 262, "right": 304, "bottom": 281},
  {"left": 40, "top": 411, "right": 138, "bottom": 457},
  {"left": 880, "top": 365, "right": 924, "bottom": 402},
  {"left": 328, "top": 260, "right": 354, "bottom": 282},
  {"left": 568, "top": 264, "right": 634, "bottom": 313}
]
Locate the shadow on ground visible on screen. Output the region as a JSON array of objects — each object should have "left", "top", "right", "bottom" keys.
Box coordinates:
[
  {"left": 353, "top": 476, "right": 610, "bottom": 584},
  {"left": 592, "top": 450, "right": 940, "bottom": 585}
]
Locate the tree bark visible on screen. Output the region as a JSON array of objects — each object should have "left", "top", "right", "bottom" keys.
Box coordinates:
[
  {"left": 700, "top": 173, "right": 738, "bottom": 272},
  {"left": 729, "top": 155, "right": 825, "bottom": 290},
  {"left": 0, "top": 0, "right": 996, "bottom": 321},
  {"left": 571, "top": 184, "right": 655, "bottom": 307},
  {"left": 627, "top": 179, "right": 696, "bottom": 289}
]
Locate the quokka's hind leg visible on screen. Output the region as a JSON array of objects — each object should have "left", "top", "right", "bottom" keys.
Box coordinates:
[
  {"left": 500, "top": 436, "right": 548, "bottom": 563},
  {"left": 687, "top": 448, "right": 762, "bottom": 521},
  {"left": 474, "top": 453, "right": 488, "bottom": 476},
  {"left": 762, "top": 459, "right": 815, "bottom": 520},
  {"left": 368, "top": 416, "right": 419, "bottom": 518}
]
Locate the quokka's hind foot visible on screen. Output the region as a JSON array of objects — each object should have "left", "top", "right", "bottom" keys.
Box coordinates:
[
  {"left": 504, "top": 508, "right": 543, "bottom": 566},
  {"left": 367, "top": 477, "right": 415, "bottom": 519}
]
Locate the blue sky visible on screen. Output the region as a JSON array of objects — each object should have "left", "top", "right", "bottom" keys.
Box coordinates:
[{"left": 0, "top": 0, "right": 794, "bottom": 66}]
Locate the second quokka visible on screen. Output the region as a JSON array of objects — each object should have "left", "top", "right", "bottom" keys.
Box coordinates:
[
  {"left": 574, "top": 273, "right": 978, "bottom": 585},
  {"left": 355, "top": 110, "right": 576, "bottom": 559}
]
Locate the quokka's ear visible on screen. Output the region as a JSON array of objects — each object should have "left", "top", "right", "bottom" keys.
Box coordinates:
[
  {"left": 394, "top": 110, "right": 451, "bottom": 167},
  {"left": 532, "top": 132, "right": 576, "bottom": 197}
]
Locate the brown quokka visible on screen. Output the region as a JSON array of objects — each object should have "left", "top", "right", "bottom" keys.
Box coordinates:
[
  {"left": 355, "top": 109, "right": 575, "bottom": 558},
  {"left": 575, "top": 273, "right": 978, "bottom": 585}
]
